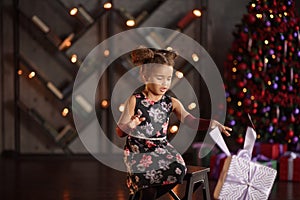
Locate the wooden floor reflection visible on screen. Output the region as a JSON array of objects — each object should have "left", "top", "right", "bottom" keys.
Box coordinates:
[{"left": 0, "top": 156, "right": 299, "bottom": 200}]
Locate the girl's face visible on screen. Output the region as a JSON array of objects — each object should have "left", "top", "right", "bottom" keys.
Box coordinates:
[{"left": 145, "top": 65, "right": 173, "bottom": 95}]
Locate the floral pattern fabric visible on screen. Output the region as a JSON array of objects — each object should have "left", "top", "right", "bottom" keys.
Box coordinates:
[{"left": 124, "top": 93, "right": 187, "bottom": 194}]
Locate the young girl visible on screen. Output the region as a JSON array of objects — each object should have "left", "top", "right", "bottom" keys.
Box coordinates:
[{"left": 116, "top": 47, "right": 231, "bottom": 200}]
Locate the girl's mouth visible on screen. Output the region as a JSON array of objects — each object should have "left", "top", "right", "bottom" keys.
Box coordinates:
[{"left": 160, "top": 88, "right": 167, "bottom": 92}]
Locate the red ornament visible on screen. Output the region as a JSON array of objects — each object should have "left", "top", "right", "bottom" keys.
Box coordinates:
[
  {"left": 263, "top": 4, "right": 268, "bottom": 9},
  {"left": 237, "top": 111, "right": 243, "bottom": 117},
  {"left": 275, "top": 17, "right": 281, "bottom": 23},
  {"left": 272, "top": 118, "right": 278, "bottom": 124},
  {"left": 227, "top": 54, "right": 234, "bottom": 61},
  {"left": 240, "top": 32, "right": 248, "bottom": 42},
  {"left": 236, "top": 137, "right": 244, "bottom": 144},
  {"left": 244, "top": 98, "right": 252, "bottom": 106},
  {"left": 288, "top": 34, "right": 293, "bottom": 41},
  {"left": 282, "top": 5, "right": 287, "bottom": 11},
  {"left": 290, "top": 47, "right": 295, "bottom": 52},
  {"left": 248, "top": 14, "right": 256, "bottom": 24},
  {"left": 252, "top": 33, "right": 258, "bottom": 40},
  {"left": 288, "top": 129, "right": 294, "bottom": 137},
  {"left": 253, "top": 102, "right": 258, "bottom": 108},
  {"left": 281, "top": 85, "right": 286, "bottom": 90},
  {"left": 238, "top": 63, "right": 247, "bottom": 70},
  {"left": 237, "top": 81, "right": 245, "bottom": 87},
  {"left": 238, "top": 92, "right": 245, "bottom": 98},
  {"left": 251, "top": 62, "right": 255, "bottom": 70},
  {"left": 228, "top": 108, "right": 234, "bottom": 115},
  {"left": 277, "top": 45, "right": 282, "bottom": 51}
]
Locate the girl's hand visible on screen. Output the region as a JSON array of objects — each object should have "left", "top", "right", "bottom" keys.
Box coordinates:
[
  {"left": 211, "top": 120, "right": 232, "bottom": 136},
  {"left": 128, "top": 114, "right": 146, "bottom": 129}
]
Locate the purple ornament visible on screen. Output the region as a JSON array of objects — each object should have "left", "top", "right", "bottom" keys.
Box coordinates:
[
  {"left": 275, "top": 76, "right": 279, "bottom": 81},
  {"left": 244, "top": 27, "right": 249, "bottom": 32},
  {"left": 265, "top": 21, "right": 271, "bottom": 27},
  {"left": 288, "top": 85, "right": 293, "bottom": 91},
  {"left": 247, "top": 72, "right": 253, "bottom": 79},
  {"left": 280, "top": 34, "right": 285, "bottom": 40},
  {"left": 297, "top": 50, "right": 300, "bottom": 57},
  {"left": 281, "top": 116, "right": 287, "bottom": 121},
  {"left": 292, "top": 136, "right": 299, "bottom": 144},
  {"left": 277, "top": 129, "right": 282, "bottom": 134},
  {"left": 294, "top": 32, "right": 298, "bottom": 38},
  {"left": 230, "top": 120, "right": 236, "bottom": 126},
  {"left": 269, "top": 49, "right": 275, "bottom": 55},
  {"left": 268, "top": 125, "right": 274, "bottom": 132},
  {"left": 294, "top": 108, "right": 300, "bottom": 115},
  {"left": 269, "top": 138, "right": 274, "bottom": 144},
  {"left": 273, "top": 83, "right": 278, "bottom": 89},
  {"left": 226, "top": 92, "right": 230, "bottom": 98}
]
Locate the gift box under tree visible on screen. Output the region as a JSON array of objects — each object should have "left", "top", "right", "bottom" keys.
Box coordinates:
[
  {"left": 210, "top": 127, "right": 277, "bottom": 200},
  {"left": 252, "top": 154, "right": 277, "bottom": 171},
  {"left": 279, "top": 152, "right": 300, "bottom": 182},
  {"left": 209, "top": 153, "right": 227, "bottom": 180},
  {"left": 253, "top": 142, "right": 287, "bottom": 160}
]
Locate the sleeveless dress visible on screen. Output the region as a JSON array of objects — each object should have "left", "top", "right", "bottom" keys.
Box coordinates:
[{"left": 124, "top": 92, "right": 187, "bottom": 195}]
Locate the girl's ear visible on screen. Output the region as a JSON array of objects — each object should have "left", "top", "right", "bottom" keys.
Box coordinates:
[
  {"left": 139, "top": 66, "right": 148, "bottom": 83},
  {"left": 141, "top": 74, "right": 148, "bottom": 83}
]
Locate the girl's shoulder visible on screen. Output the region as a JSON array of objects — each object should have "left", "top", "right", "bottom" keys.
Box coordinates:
[
  {"left": 170, "top": 96, "right": 183, "bottom": 109},
  {"left": 126, "top": 94, "right": 137, "bottom": 106}
]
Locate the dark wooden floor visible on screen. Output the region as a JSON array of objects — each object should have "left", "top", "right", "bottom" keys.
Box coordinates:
[{"left": 0, "top": 156, "right": 299, "bottom": 200}]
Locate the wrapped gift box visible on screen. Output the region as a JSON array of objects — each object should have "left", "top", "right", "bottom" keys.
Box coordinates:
[
  {"left": 279, "top": 152, "right": 300, "bottom": 182},
  {"left": 210, "top": 127, "right": 277, "bottom": 200},
  {"left": 253, "top": 143, "right": 287, "bottom": 160}
]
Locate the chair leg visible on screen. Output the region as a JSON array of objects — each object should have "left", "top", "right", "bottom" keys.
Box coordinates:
[
  {"left": 169, "top": 190, "right": 181, "bottom": 200},
  {"left": 203, "top": 173, "right": 211, "bottom": 200},
  {"left": 184, "top": 177, "right": 194, "bottom": 200}
]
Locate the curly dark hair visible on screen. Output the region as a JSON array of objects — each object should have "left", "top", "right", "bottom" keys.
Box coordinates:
[{"left": 131, "top": 47, "right": 178, "bottom": 67}]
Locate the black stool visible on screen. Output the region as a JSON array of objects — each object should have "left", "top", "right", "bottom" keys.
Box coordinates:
[
  {"left": 169, "top": 165, "right": 211, "bottom": 200},
  {"left": 128, "top": 166, "right": 211, "bottom": 200}
]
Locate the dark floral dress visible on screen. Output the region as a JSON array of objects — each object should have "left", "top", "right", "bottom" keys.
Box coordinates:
[{"left": 124, "top": 93, "right": 187, "bottom": 195}]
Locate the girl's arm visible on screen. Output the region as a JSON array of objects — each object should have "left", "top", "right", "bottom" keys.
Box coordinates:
[
  {"left": 171, "top": 97, "right": 231, "bottom": 136},
  {"left": 116, "top": 95, "right": 145, "bottom": 137}
]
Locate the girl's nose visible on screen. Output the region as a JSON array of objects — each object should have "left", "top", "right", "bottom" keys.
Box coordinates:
[{"left": 161, "top": 80, "right": 168, "bottom": 86}]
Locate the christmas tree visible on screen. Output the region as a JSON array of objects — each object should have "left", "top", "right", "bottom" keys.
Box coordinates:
[{"left": 224, "top": 0, "right": 300, "bottom": 148}]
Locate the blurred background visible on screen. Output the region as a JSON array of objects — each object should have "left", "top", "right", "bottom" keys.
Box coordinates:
[
  {"left": 1, "top": 0, "right": 258, "bottom": 155},
  {"left": 1, "top": 0, "right": 300, "bottom": 200}
]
